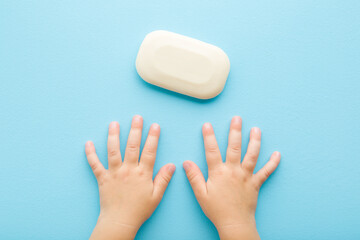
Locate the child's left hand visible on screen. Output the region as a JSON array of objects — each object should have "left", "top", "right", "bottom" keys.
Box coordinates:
[{"left": 86, "top": 115, "right": 176, "bottom": 240}]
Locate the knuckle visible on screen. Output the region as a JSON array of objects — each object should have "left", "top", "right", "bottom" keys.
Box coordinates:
[
  {"left": 136, "top": 167, "right": 147, "bottom": 177},
  {"left": 246, "top": 152, "right": 258, "bottom": 160},
  {"left": 161, "top": 173, "right": 171, "bottom": 183},
  {"left": 143, "top": 147, "right": 156, "bottom": 158},
  {"left": 207, "top": 144, "right": 219, "bottom": 153},
  {"left": 263, "top": 167, "right": 271, "bottom": 178},
  {"left": 118, "top": 168, "right": 131, "bottom": 182},
  {"left": 126, "top": 143, "right": 139, "bottom": 153},
  {"left": 108, "top": 149, "right": 119, "bottom": 158},
  {"left": 229, "top": 144, "right": 241, "bottom": 153},
  {"left": 98, "top": 174, "right": 108, "bottom": 186},
  {"left": 210, "top": 165, "right": 226, "bottom": 175},
  {"left": 232, "top": 169, "right": 245, "bottom": 181},
  {"left": 90, "top": 162, "right": 98, "bottom": 171},
  {"left": 187, "top": 171, "right": 199, "bottom": 183}
]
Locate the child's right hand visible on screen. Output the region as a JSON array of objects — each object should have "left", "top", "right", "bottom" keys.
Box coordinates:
[{"left": 183, "top": 116, "right": 281, "bottom": 240}]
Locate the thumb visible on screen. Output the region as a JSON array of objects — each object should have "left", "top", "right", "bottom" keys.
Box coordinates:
[
  {"left": 183, "top": 160, "right": 207, "bottom": 200},
  {"left": 153, "top": 163, "right": 176, "bottom": 200}
]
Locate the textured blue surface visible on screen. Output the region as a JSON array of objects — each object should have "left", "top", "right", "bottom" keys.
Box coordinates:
[{"left": 1, "top": 1, "right": 360, "bottom": 239}]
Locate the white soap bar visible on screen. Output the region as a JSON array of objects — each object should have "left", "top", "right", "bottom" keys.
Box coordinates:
[{"left": 136, "top": 30, "right": 230, "bottom": 99}]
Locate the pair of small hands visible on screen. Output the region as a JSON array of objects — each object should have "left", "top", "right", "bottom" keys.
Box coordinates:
[{"left": 86, "top": 115, "right": 281, "bottom": 240}]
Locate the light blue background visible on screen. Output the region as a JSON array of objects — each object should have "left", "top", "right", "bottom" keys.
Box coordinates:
[{"left": 1, "top": 0, "right": 359, "bottom": 239}]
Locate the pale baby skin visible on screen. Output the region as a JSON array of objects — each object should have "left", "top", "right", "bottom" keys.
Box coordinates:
[{"left": 86, "top": 115, "right": 280, "bottom": 240}]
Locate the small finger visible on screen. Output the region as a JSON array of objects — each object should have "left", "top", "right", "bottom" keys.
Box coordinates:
[
  {"left": 85, "top": 141, "right": 105, "bottom": 179},
  {"left": 202, "top": 123, "right": 222, "bottom": 170},
  {"left": 226, "top": 116, "right": 242, "bottom": 166},
  {"left": 140, "top": 123, "right": 160, "bottom": 172},
  {"left": 107, "top": 121, "right": 122, "bottom": 170},
  {"left": 242, "top": 127, "right": 261, "bottom": 173},
  {"left": 124, "top": 115, "right": 143, "bottom": 166}
]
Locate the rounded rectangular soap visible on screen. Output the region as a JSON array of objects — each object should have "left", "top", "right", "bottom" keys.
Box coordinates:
[{"left": 136, "top": 30, "right": 230, "bottom": 99}]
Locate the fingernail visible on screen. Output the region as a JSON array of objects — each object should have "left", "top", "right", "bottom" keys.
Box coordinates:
[
  {"left": 168, "top": 164, "right": 176, "bottom": 175},
  {"left": 183, "top": 162, "right": 191, "bottom": 171},
  {"left": 252, "top": 127, "right": 260, "bottom": 134},
  {"left": 131, "top": 115, "right": 143, "bottom": 128},
  {"left": 149, "top": 123, "right": 160, "bottom": 136},
  {"left": 232, "top": 116, "right": 241, "bottom": 123},
  {"left": 109, "top": 121, "right": 118, "bottom": 129},
  {"left": 85, "top": 141, "right": 93, "bottom": 148},
  {"left": 203, "top": 122, "right": 211, "bottom": 129},
  {"left": 133, "top": 115, "right": 142, "bottom": 122},
  {"left": 273, "top": 151, "right": 281, "bottom": 157},
  {"left": 152, "top": 123, "right": 160, "bottom": 130},
  {"left": 203, "top": 123, "right": 213, "bottom": 134}
]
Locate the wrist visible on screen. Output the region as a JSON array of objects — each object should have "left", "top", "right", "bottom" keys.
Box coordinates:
[
  {"left": 90, "top": 215, "right": 139, "bottom": 240},
  {"left": 216, "top": 222, "right": 260, "bottom": 240}
]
